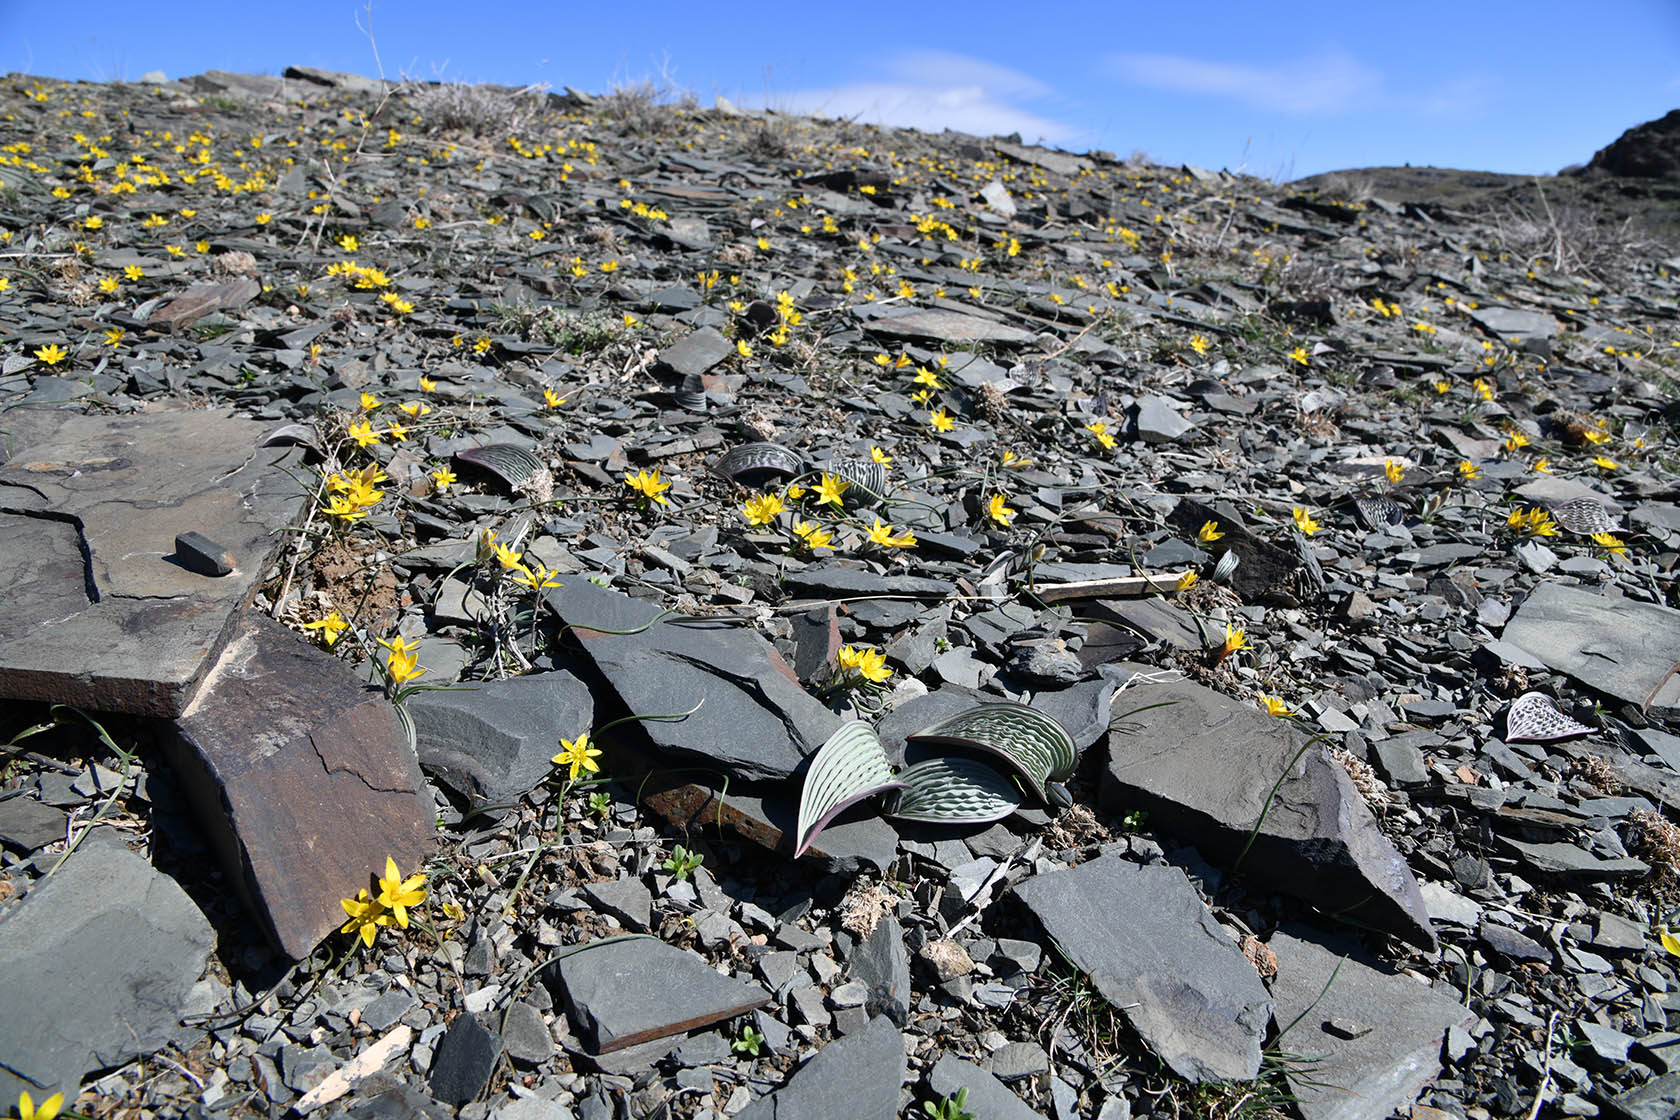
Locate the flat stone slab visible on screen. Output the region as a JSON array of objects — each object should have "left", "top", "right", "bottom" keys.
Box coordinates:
[
  {"left": 0, "top": 406, "right": 308, "bottom": 716},
  {"left": 1013, "top": 852, "right": 1273, "bottom": 1082},
  {"left": 1467, "top": 304, "right": 1557, "bottom": 342},
  {"left": 543, "top": 580, "right": 839, "bottom": 782},
  {"left": 1100, "top": 667, "right": 1435, "bottom": 949},
  {"left": 735, "top": 1014, "right": 905, "bottom": 1120},
  {"left": 1503, "top": 583, "right": 1680, "bottom": 715},
  {"left": 927, "top": 1054, "right": 1039, "bottom": 1120},
  {"left": 543, "top": 936, "right": 769, "bottom": 1054},
  {"left": 1269, "top": 930, "right": 1476, "bottom": 1120},
  {"left": 169, "top": 613, "right": 436, "bottom": 958},
  {"left": 0, "top": 836, "right": 215, "bottom": 1105},
  {"left": 860, "top": 306, "right": 1033, "bottom": 345},
  {"left": 408, "top": 670, "right": 593, "bottom": 810}
]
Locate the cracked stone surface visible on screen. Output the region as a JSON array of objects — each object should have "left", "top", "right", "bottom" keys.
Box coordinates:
[
  {"left": 0, "top": 406, "right": 308, "bottom": 716},
  {"left": 1502, "top": 582, "right": 1680, "bottom": 716},
  {"left": 0, "top": 834, "right": 214, "bottom": 1106},
  {"left": 168, "top": 613, "right": 435, "bottom": 958}
]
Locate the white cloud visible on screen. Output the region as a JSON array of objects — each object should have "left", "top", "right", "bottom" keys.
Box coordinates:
[
  {"left": 1107, "top": 49, "right": 1382, "bottom": 115},
  {"left": 748, "top": 51, "right": 1078, "bottom": 145}
]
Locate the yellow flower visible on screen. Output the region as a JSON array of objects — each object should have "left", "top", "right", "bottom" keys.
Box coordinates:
[
  {"left": 338, "top": 234, "right": 359, "bottom": 252},
  {"left": 544, "top": 388, "right": 566, "bottom": 409},
  {"left": 339, "top": 889, "right": 391, "bottom": 948},
  {"left": 378, "top": 634, "right": 426, "bottom": 687},
  {"left": 866, "top": 518, "right": 916, "bottom": 549},
  {"left": 813, "top": 473, "right": 851, "bottom": 508},
  {"left": 1433, "top": 379, "right": 1451, "bottom": 394},
  {"left": 1384, "top": 459, "right": 1404, "bottom": 483},
  {"left": 494, "top": 541, "right": 524, "bottom": 571},
  {"left": 1086, "top": 420, "right": 1116, "bottom": 450},
  {"left": 837, "top": 644, "right": 892, "bottom": 684},
  {"left": 375, "top": 856, "right": 427, "bottom": 928},
  {"left": 912, "top": 367, "right": 941, "bottom": 388},
  {"left": 1001, "top": 448, "right": 1030, "bottom": 468},
  {"left": 1472, "top": 377, "right": 1494, "bottom": 401},
  {"left": 348, "top": 421, "right": 379, "bottom": 448},
  {"left": 1176, "top": 571, "right": 1199, "bottom": 592},
  {"left": 929, "top": 407, "right": 955, "bottom": 433},
  {"left": 792, "top": 519, "right": 833, "bottom": 550},
  {"left": 1287, "top": 346, "right": 1308, "bottom": 366},
  {"left": 1591, "top": 532, "right": 1628, "bottom": 559},
  {"left": 870, "top": 446, "right": 893, "bottom": 467},
  {"left": 104, "top": 327, "right": 125, "bottom": 347},
  {"left": 1532, "top": 457, "right": 1552, "bottom": 474},
  {"left": 1189, "top": 335, "right": 1210, "bottom": 356},
  {"left": 360, "top": 391, "right": 380, "bottom": 411},
  {"left": 511, "top": 563, "right": 562, "bottom": 590},
  {"left": 1590, "top": 455, "right": 1619, "bottom": 472},
  {"left": 736, "top": 339, "right": 753, "bottom": 358},
  {"left": 552, "top": 732, "right": 603, "bottom": 781},
  {"left": 255, "top": 212, "right": 272, "bottom": 225},
  {"left": 15, "top": 1091, "right": 64, "bottom": 1120},
  {"left": 1197, "top": 520, "right": 1223, "bottom": 543},
  {"left": 418, "top": 376, "right": 437, "bottom": 392},
  {"left": 399, "top": 401, "right": 430, "bottom": 419},
  {"left": 600, "top": 259, "right": 618, "bottom": 272},
  {"left": 1502, "top": 431, "right": 1530, "bottom": 452},
  {"left": 431, "top": 466, "right": 456, "bottom": 492},
  {"left": 987, "top": 493, "right": 1016, "bottom": 528},
  {"left": 384, "top": 420, "right": 409, "bottom": 442},
  {"left": 742, "top": 492, "right": 785, "bottom": 527},
  {"left": 624, "top": 468, "right": 672, "bottom": 506},
  {"left": 33, "top": 343, "right": 68, "bottom": 366},
  {"left": 1217, "top": 622, "right": 1247, "bottom": 660},
  {"left": 1292, "top": 507, "right": 1319, "bottom": 535},
  {"left": 303, "top": 611, "right": 349, "bottom": 646},
  {"left": 1258, "top": 696, "right": 1290, "bottom": 717},
  {"left": 1582, "top": 427, "right": 1611, "bottom": 445},
  {"left": 84, "top": 215, "right": 103, "bottom": 230},
  {"left": 1457, "top": 459, "right": 1480, "bottom": 481}
]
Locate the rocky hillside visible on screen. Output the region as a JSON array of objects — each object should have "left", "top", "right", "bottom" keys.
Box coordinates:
[{"left": 1, "top": 68, "right": 1679, "bottom": 1120}]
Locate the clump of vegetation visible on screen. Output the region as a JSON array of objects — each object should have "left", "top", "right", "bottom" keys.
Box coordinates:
[{"left": 400, "top": 77, "right": 547, "bottom": 137}]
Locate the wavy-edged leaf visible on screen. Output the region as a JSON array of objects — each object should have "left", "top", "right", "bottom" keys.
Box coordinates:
[
  {"left": 1355, "top": 495, "right": 1405, "bottom": 531},
  {"left": 824, "top": 458, "right": 888, "bottom": 507},
  {"left": 1549, "top": 498, "right": 1618, "bottom": 536},
  {"left": 794, "top": 722, "right": 903, "bottom": 858},
  {"left": 455, "top": 443, "right": 545, "bottom": 490},
  {"left": 711, "top": 441, "right": 803, "bottom": 487},
  {"left": 1506, "top": 691, "right": 1595, "bottom": 743},
  {"left": 907, "top": 702, "right": 1077, "bottom": 804},
  {"left": 258, "top": 422, "right": 324, "bottom": 457},
  {"left": 887, "top": 757, "right": 1021, "bottom": 823},
  {"left": 1211, "top": 550, "right": 1239, "bottom": 584}
]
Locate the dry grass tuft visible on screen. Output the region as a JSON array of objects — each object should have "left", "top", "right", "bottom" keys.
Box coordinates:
[{"left": 401, "top": 78, "right": 547, "bottom": 137}]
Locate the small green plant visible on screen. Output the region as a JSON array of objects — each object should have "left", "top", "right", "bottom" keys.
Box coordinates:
[
  {"left": 1122, "top": 809, "right": 1148, "bottom": 831},
  {"left": 587, "top": 791, "right": 612, "bottom": 818},
  {"left": 732, "top": 1025, "right": 766, "bottom": 1056},
  {"left": 664, "top": 843, "right": 703, "bottom": 881},
  {"left": 923, "top": 1087, "right": 975, "bottom": 1120}
]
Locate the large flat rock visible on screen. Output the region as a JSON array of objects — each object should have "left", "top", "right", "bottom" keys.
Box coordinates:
[
  {"left": 543, "top": 580, "right": 840, "bottom": 782},
  {"left": 169, "top": 614, "right": 436, "bottom": 958},
  {"left": 543, "top": 937, "right": 769, "bottom": 1054},
  {"left": 0, "top": 836, "right": 215, "bottom": 1105},
  {"left": 1013, "top": 853, "right": 1273, "bottom": 1082},
  {"left": 1502, "top": 582, "right": 1680, "bottom": 715},
  {"left": 0, "top": 407, "right": 308, "bottom": 716},
  {"left": 1268, "top": 930, "right": 1475, "bottom": 1120},
  {"left": 859, "top": 306, "right": 1032, "bottom": 345},
  {"left": 1099, "top": 668, "right": 1435, "bottom": 949},
  {"left": 735, "top": 1015, "right": 905, "bottom": 1120},
  {"left": 408, "top": 670, "right": 594, "bottom": 810}
]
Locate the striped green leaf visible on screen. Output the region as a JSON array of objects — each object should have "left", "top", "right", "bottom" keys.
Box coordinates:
[
  {"left": 887, "top": 757, "right": 1021, "bottom": 823},
  {"left": 907, "top": 702, "right": 1077, "bottom": 806},
  {"left": 794, "top": 721, "right": 902, "bottom": 858}
]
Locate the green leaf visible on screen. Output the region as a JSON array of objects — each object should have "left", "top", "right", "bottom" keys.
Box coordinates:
[
  {"left": 907, "top": 702, "right": 1078, "bottom": 806},
  {"left": 888, "top": 757, "right": 1020, "bottom": 823},
  {"left": 794, "top": 721, "right": 903, "bottom": 857}
]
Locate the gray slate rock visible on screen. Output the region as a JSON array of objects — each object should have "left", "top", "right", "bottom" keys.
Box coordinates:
[
  {"left": 429, "top": 1013, "right": 503, "bottom": 1106},
  {"left": 543, "top": 580, "right": 839, "bottom": 781},
  {"left": 1503, "top": 583, "right": 1680, "bottom": 714},
  {"left": 1131, "top": 396, "right": 1195, "bottom": 443},
  {"left": 928, "top": 1054, "right": 1039, "bottom": 1120},
  {"left": 579, "top": 877, "right": 653, "bottom": 931},
  {"left": 0, "top": 796, "right": 67, "bottom": 852},
  {"left": 1605, "top": 1071, "right": 1680, "bottom": 1120},
  {"left": 656, "top": 326, "right": 734, "bottom": 377},
  {"left": 1100, "top": 667, "right": 1436, "bottom": 950},
  {"left": 544, "top": 937, "right": 769, "bottom": 1054},
  {"left": 1269, "top": 930, "right": 1475, "bottom": 1120},
  {"left": 849, "top": 915, "right": 911, "bottom": 1026},
  {"left": 735, "top": 1014, "right": 905, "bottom": 1120},
  {"left": 408, "top": 671, "right": 593, "bottom": 808},
  {"left": 1012, "top": 852, "right": 1272, "bottom": 1082},
  {"left": 0, "top": 838, "right": 215, "bottom": 1105}
]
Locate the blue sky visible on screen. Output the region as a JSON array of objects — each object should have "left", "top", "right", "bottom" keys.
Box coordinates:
[{"left": 6, "top": 1, "right": 1678, "bottom": 180}]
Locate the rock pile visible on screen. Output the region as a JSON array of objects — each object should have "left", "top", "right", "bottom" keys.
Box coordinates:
[{"left": 1, "top": 66, "right": 1678, "bottom": 1120}]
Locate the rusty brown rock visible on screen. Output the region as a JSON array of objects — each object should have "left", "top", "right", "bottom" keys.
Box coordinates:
[
  {"left": 168, "top": 613, "right": 435, "bottom": 958},
  {"left": 148, "top": 276, "right": 261, "bottom": 330}
]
